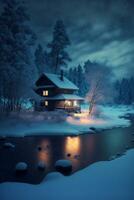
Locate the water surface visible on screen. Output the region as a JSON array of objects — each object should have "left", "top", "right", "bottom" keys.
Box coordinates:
[{"left": 0, "top": 116, "right": 134, "bottom": 184}]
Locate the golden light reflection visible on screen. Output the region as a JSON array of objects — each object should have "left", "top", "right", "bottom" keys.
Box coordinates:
[
  {"left": 64, "top": 136, "right": 81, "bottom": 169},
  {"left": 37, "top": 139, "right": 51, "bottom": 167},
  {"left": 65, "top": 136, "right": 81, "bottom": 154}
]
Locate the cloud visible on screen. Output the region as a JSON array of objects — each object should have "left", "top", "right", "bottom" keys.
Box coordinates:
[{"left": 2, "top": 0, "right": 133, "bottom": 78}]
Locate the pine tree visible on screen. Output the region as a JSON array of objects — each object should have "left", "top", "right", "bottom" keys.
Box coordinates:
[
  {"left": 67, "top": 66, "right": 88, "bottom": 97},
  {"left": 114, "top": 78, "right": 133, "bottom": 105},
  {"left": 34, "top": 44, "right": 46, "bottom": 75},
  {"left": 77, "top": 65, "right": 88, "bottom": 96},
  {"left": 114, "top": 80, "right": 121, "bottom": 104},
  {"left": 0, "top": 0, "right": 36, "bottom": 111},
  {"left": 47, "top": 20, "right": 71, "bottom": 73}
]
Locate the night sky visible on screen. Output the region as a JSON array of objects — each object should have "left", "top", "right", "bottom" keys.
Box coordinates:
[{"left": 2, "top": 0, "right": 134, "bottom": 78}]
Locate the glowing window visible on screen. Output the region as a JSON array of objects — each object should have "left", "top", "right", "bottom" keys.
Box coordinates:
[
  {"left": 73, "top": 100, "right": 77, "bottom": 106},
  {"left": 65, "top": 100, "right": 71, "bottom": 106},
  {"left": 45, "top": 101, "right": 48, "bottom": 106},
  {"left": 43, "top": 90, "right": 48, "bottom": 96}
]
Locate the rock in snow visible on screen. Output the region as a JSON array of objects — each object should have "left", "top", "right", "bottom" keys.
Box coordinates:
[
  {"left": 3, "top": 142, "right": 15, "bottom": 148},
  {"left": 55, "top": 159, "right": 72, "bottom": 175},
  {"left": 37, "top": 161, "right": 46, "bottom": 170},
  {"left": 15, "top": 162, "right": 28, "bottom": 172}
]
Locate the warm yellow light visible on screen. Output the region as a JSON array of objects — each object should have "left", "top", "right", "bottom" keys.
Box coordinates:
[
  {"left": 65, "top": 136, "right": 80, "bottom": 155},
  {"left": 73, "top": 100, "right": 77, "bottom": 106},
  {"left": 45, "top": 101, "right": 48, "bottom": 106},
  {"left": 65, "top": 100, "right": 71, "bottom": 106},
  {"left": 43, "top": 90, "right": 48, "bottom": 96},
  {"left": 37, "top": 140, "right": 51, "bottom": 167}
]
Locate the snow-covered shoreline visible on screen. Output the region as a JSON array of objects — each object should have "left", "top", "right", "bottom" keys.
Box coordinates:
[
  {"left": 0, "top": 105, "right": 134, "bottom": 137},
  {"left": 0, "top": 149, "right": 134, "bottom": 200}
]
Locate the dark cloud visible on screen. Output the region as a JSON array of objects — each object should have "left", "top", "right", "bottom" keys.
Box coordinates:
[{"left": 1, "top": 0, "right": 134, "bottom": 78}]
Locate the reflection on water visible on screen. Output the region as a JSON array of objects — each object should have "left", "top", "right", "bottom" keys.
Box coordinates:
[
  {"left": 0, "top": 120, "right": 134, "bottom": 184},
  {"left": 65, "top": 136, "right": 81, "bottom": 154},
  {"left": 64, "top": 136, "right": 81, "bottom": 169},
  {"left": 37, "top": 139, "right": 51, "bottom": 168}
]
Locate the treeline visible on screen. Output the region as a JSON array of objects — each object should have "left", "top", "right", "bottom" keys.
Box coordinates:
[
  {"left": 114, "top": 77, "right": 134, "bottom": 105},
  {"left": 67, "top": 65, "right": 88, "bottom": 97},
  {"left": 68, "top": 60, "right": 114, "bottom": 104},
  {"left": 0, "top": 0, "right": 71, "bottom": 112}
]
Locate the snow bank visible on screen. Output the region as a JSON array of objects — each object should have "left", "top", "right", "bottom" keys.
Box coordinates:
[
  {"left": 0, "top": 105, "right": 134, "bottom": 137},
  {"left": 0, "top": 110, "right": 78, "bottom": 137},
  {"left": 0, "top": 150, "right": 134, "bottom": 200},
  {"left": 37, "top": 161, "right": 46, "bottom": 170},
  {"left": 55, "top": 160, "right": 72, "bottom": 168},
  {"left": 55, "top": 159, "right": 72, "bottom": 175},
  {"left": 67, "top": 104, "right": 134, "bottom": 132}
]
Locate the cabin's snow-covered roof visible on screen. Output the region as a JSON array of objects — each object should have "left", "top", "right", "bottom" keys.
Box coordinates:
[
  {"left": 41, "top": 94, "right": 84, "bottom": 100},
  {"left": 44, "top": 73, "right": 78, "bottom": 90}
]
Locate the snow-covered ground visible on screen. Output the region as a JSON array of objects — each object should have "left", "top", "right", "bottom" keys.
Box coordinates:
[
  {"left": 67, "top": 104, "right": 134, "bottom": 132},
  {"left": 0, "top": 149, "right": 134, "bottom": 200},
  {"left": 0, "top": 105, "right": 134, "bottom": 137}
]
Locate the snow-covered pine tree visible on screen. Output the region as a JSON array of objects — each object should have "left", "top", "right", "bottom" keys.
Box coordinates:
[
  {"left": 68, "top": 68, "right": 74, "bottom": 81},
  {"left": 67, "top": 66, "right": 88, "bottom": 97},
  {"left": 77, "top": 65, "right": 88, "bottom": 97},
  {"left": 47, "top": 20, "right": 71, "bottom": 73},
  {"left": 34, "top": 44, "right": 46, "bottom": 75},
  {"left": 114, "top": 80, "right": 122, "bottom": 104},
  {"left": 120, "top": 79, "right": 128, "bottom": 104},
  {"left": 0, "top": 0, "right": 36, "bottom": 111},
  {"left": 72, "top": 67, "right": 78, "bottom": 86},
  {"left": 120, "top": 78, "right": 132, "bottom": 105}
]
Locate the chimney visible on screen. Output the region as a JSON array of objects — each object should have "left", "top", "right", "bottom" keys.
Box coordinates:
[{"left": 60, "top": 70, "right": 64, "bottom": 81}]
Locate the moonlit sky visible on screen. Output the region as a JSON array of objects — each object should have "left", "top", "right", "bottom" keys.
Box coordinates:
[{"left": 2, "top": 0, "right": 134, "bottom": 78}]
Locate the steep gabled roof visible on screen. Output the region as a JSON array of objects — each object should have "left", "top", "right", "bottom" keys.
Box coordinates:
[{"left": 44, "top": 73, "right": 78, "bottom": 90}]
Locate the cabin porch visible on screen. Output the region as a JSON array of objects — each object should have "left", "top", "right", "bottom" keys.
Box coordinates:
[{"left": 35, "top": 99, "right": 82, "bottom": 112}]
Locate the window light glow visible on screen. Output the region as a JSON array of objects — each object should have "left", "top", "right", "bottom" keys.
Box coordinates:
[
  {"left": 43, "top": 90, "right": 48, "bottom": 96},
  {"left": 65, "top": 100, "right": 72, "bottom": 106},
  {"left": 45, "top": 101, "right": 48, "bottom": 106},
  {"left": 73, "top": 100, "right": 77, "bottom": 106}
]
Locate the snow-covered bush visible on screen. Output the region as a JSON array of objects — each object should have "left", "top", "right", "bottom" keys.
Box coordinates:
[
  {"left": 37, "top": 161, "right": 46, "bottom": 170},
  {"left": 55, "top": 159, "right": 72, "bottom": 175}
]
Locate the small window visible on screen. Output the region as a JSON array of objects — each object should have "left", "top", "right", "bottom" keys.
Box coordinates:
[
  {"left": 43, "top": 90, "right": 48, "bottom": 96},
  {"left": 74, "top": 100, "right": 77, "bottom": 106},
  {"left": 45, "top": 101, "right": 48, "bottom": 106}
]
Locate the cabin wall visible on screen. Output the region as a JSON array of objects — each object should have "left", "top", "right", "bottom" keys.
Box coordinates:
[
  {"left": 35, "top": 99, "right": 81, "bottom": 112},
  {"left": 41, "top": 100, "right": 56, "bottom": 110},
  {"left": 36, "top": 87, "right": 76, "bottom": 97},
  {"left": 36, "top": 87, "right": 57, "bottom": 97},
  {"left": 55, "top": 88, "right": 75, "bottom": 95}
]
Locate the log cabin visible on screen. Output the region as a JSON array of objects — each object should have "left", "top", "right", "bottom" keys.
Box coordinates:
[{"left": 33, "top": 71, "right": 84, "bottom": 112}]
